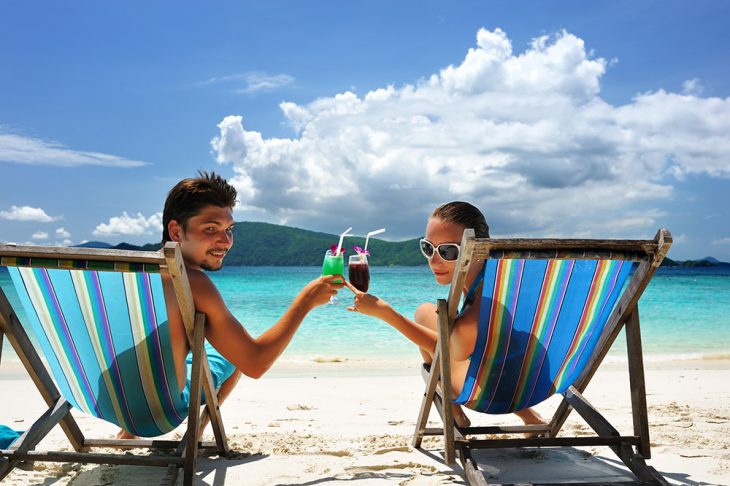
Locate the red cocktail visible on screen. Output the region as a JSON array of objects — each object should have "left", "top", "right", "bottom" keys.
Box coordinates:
[{"left": 348, "top": 255, "right": 370, "bottom": 292}]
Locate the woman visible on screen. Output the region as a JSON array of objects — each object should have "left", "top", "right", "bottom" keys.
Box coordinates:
[{"left": 345, "top": 201, "right": 544, "bottom": 428}]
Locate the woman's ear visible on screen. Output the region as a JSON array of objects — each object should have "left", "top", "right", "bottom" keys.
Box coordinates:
[{"left": 168, "top": 220, "right": 182, "bottom": 242}]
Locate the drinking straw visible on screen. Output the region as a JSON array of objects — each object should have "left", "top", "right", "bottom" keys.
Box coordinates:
[
  {"left": 335, "top": 227, "right": 352, "bottom": 256},
  {"left": 364, "top": 228, "right": 386, "bottom": 253}
]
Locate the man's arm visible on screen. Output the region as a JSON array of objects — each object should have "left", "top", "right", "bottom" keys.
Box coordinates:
[{"left": 190, "top": 270, "right": 341, "bottom": 379}]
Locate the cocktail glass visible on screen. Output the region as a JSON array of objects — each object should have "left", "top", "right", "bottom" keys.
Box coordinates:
[
  {"left": 322, "top": 249, "right": 344, "bottom": 303},
  {"left": 348, "top": 254, "right": 370, "bottom": 292}
]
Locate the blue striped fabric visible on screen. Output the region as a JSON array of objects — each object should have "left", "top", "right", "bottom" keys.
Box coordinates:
[
  {"left": 455, "top": 259, "right": 633, "bottom": 414},
  {"left": 7, "top": 267, "right": 188, "bottom": 437}
]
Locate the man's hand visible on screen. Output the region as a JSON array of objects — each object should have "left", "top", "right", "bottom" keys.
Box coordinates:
[
  {"left": 300, "top": 274, "right": 345, "bottom": 309},
  {"left": 343, "top": 281, "right": 392, "bottom": 319}
]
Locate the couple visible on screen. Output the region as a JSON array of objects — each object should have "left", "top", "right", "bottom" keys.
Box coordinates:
[{"left": 119, "top": 172, "right": 543, "bottom": 438}]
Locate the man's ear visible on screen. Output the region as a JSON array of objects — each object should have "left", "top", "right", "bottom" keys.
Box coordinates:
[{"left": 168, "top": 220, "right": 183, "bottom": 242}]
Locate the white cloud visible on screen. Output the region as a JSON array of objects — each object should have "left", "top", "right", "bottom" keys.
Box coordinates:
[
  {"left": 211, "top": 28, "right": 730, "bottom": 239},
  {"left": 31, "top": 231, "right": 49, "bottom": 240},
  {"left": 0, "top": 205, "right": 57, "bottom": 222},
  {"left": 199, "top": 73, "right": 250, "bottom": 85},
  {"left": 236, "top": 72, "right": 295, "bottom": 94},
  {"left": 93, "top": 212, "right": 162, "bottom": 237},
  {"left": 0, "top": 133, "right": 146, "bottom": 167},
  {"left": 200, "top": 71, "right": 295, "bottom": 95},
  {"left": 713, "top": 237, "right": 730, "bottom": 245},
  {"left": 682, "top": 78, "right": 703, "bottom": 96},
  {"left": 55, "top": 227, "right": 71, "bottom": 239}
]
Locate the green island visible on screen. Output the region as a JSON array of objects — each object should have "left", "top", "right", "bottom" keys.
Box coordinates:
[
  {"left": 80, "top": 222, "right": 423, "bottom": 266},
  {"left": 76, "top": 222, "right": 729, "bottom": 268}
]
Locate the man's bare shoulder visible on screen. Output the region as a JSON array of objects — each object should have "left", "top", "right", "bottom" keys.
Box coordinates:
[
  {"left": 185, "top": 268, "right": 224, "bottom": 307},
  {"left": 184, "top": 267, "right": 239, "bottom": 325},
  {"left": 185, "top": 266, "right": 212, "bottom": 285}
]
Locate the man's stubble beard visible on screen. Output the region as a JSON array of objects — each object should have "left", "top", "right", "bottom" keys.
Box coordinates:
[{"left": 200, "top": 261, "right": 223, "bottom": 272}]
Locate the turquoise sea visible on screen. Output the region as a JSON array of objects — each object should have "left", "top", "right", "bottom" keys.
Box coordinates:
[{"left": 1, "top": 266, "right": 729, "bottom": 363}]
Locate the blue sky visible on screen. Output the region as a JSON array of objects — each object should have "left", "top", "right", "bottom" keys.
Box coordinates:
[{"left": 1, "top": 1, "right": 728, "bottom": 261}]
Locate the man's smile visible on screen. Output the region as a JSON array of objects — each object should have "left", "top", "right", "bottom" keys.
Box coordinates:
[{"left": 208, "top": 249, "right": 228, "bottom": 259}]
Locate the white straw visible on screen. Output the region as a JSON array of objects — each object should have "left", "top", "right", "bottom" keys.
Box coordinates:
[
  {"left": 335, "top": 227, "right": 352, "bottom": 256},
  {"left": 364, "top": 228, "right": 385, "bottom": 252}
]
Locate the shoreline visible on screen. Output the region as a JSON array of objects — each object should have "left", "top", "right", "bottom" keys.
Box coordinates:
[{"left": 2, "top": 353, "right": 729, "bottom": 380}]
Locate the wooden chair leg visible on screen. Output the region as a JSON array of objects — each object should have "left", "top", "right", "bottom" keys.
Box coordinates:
[
  {"left": 159, "top": 434, "right": 186, "bottom": 486},
  {"left": 458, "top": 445, "right": 489, "bottom": 486},
  {"left": 413, "top": 300, "right": 459, "bottom": 463},
  {"left": 413, "top": 358, "right": 440, "bottom": 448},
  {"left": 195, "top": 316, "right": 229, "bottom": 457},
  {"left": 436, "top": 299, "right": 456, "bottom": 465},
  {"left": 197, "top": 403, "right": 228, "bottom": 456},
  {"left": 182, "top": 315, "right": 206, "bottom": 486},
  {"left": 547, "top": 397, "right": 571, "bottom": 438},
  {"left": 626, "top": 309, "right": 651, "bottom": 458},
  {"left": 0, "top": 398, "right": 72, "bottom": 480},
  {"left": 564, "top": 387, "right": 669, "bottom": 485},
  {"left": 430, "top": 387, "right": 466, "bottom": 443},
  {"left": 159, "top": 466, "right": 179, "bottom": 486}
]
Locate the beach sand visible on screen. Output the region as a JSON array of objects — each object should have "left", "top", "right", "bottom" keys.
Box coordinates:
[{"left": 1, "top": 357, "right": 728, "bottom": 485}]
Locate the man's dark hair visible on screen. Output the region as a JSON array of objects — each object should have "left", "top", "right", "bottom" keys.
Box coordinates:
[
  {"left": 162, "top": 171, "right": 237, "bottom": 243},
  {"left": 431, "top": 201, "right": 490, "bottom": 238}
]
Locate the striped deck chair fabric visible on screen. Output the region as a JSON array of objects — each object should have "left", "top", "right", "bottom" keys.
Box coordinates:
[
  {"left": 6, "top": 266, "right": 187, "bottom": 437},
  {"left": 455, "top": 258, "right": 633, "bottom": 414}
]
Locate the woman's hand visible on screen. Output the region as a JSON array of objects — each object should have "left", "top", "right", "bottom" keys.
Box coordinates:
[
  {"left": 343, "top": 282, "right": 438, "bottom": 353},
  {"left": 343, "top": 281, "right": 392, "bottom": 319}
]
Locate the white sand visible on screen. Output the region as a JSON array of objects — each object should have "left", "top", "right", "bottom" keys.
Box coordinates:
[{"left": 1, "top": 357, "right": 728, "bottom": 485}]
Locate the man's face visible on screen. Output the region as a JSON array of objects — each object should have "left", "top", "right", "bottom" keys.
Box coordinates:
[{"left": 168, "top": 205, "right": 234, "bottom": 271}]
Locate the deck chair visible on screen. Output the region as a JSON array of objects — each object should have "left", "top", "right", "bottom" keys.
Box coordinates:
[
  {"left": 413, "top": 229, "right": 673, "bottom": 485},
  {"left": 0, "top": 243, "right": 229, "bottom": 486}
]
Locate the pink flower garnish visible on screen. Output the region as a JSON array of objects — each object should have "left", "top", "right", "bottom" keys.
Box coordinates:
[
  {"left": 330, "top": 244, "right": 346, "bottom": 256},
  {"left": 353, "top": 246, "right": 370, "bottom": 256}
]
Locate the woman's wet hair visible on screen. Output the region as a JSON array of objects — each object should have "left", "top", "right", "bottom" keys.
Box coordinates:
[{"left": 431, "top": 201, "right": 490, "bottom": 238}]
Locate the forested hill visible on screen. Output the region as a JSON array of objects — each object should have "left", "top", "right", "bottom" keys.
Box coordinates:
[
  {"left": 97, "top": 222, "right": 424, "bottom": 266},
  {"left": 75, "top": 222, "right": 730, "bottom": 268},
  {"left": 222, "top": 222, "right": 423, "bottom": 266}
]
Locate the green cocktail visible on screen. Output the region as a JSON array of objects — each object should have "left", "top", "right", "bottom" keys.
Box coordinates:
[{"left": 321, "top": 249, "right": 344, "bottom": 283}]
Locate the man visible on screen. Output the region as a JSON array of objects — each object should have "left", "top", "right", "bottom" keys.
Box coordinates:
[{"left": 118, "top": 171, "right": 343, "bottom": 439}]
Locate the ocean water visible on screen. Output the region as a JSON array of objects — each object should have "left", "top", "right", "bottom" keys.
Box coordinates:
[{"left": 1, "top": 265, "right": 728, "bottom": 363}]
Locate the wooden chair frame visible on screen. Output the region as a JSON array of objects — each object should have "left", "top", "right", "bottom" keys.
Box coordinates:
[
  {"left": 412, "top": 229, "right": 673, "bottom": 485},
  {"left": 0, "top": 242, "right": 229, "bottom": 486}
]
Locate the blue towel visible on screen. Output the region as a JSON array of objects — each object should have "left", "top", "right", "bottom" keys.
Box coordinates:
[
  {"left": 0, "top": 425, "right": 21, "bottom": 448},
  {"left": 180, "top": 341, "right": 237, "bottom": 406}
]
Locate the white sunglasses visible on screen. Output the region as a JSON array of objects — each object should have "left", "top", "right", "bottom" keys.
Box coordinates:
[{"left": 419, "top": 238, "right": 461, "bottom": 261}]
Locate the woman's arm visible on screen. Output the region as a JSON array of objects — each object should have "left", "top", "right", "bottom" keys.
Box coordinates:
[
  {"left": 345, "top": 282, "right": 478, "bottom": 361},
  {"left": 345, "top": 284, "right": 438, "bottom": 352}
]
